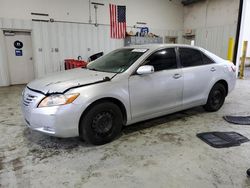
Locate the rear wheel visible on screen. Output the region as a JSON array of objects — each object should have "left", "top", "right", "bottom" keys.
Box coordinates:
[
  {"left": 80, "top": 102, "right": 123, "bottom": 145},
  {"left": 203, "top": 83, "right": 226, "bottom": 112}
]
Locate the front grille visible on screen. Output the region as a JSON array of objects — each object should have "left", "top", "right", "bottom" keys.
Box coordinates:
[{"left": 23, "top": 92, "right": 38, "bottom": 107}]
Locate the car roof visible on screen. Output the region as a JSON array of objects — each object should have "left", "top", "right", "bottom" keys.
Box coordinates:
[
  {"left": 124, "top": 44, "right": 202, "bottom": 51},
  {"left": 122, "top": 43, "right": 224, "bottom": 63}
]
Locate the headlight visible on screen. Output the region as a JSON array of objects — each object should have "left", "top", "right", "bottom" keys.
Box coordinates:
[{"left": 38, "top": 93, "right": 80, "bottom": 108}]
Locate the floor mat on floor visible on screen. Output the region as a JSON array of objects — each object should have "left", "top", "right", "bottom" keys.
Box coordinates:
[
  {"left": 197, "top": 132, "right": 249, "bottom": 148},
  {"left": 223, "top": 116, "right": 250, "bottom": 125}
]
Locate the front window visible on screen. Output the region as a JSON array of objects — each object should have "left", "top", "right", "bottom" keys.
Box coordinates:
[
  {"left": 145, "top": 48, "right": 177, "bottom": 71},
  {"left": 87, "top": 48, "right": 148, "bottom": 73}
]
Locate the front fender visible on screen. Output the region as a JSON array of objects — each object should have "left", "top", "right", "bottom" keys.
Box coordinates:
[{"left": 70, "top": 79, "right": 131, "bottom": 123}]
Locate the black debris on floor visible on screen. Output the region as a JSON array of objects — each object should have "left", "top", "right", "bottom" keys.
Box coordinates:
[
  {"left": 197, "top": 131, "right": 249, "bottom": 148},
  {"left": 223, "top": 116, "right": 250, "bottom": 125}
]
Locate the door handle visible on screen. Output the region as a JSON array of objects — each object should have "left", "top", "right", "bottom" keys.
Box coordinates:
[
  {"left": 210, "top": 67, "right": 216, "bottom": 72},
  {"left": 173, "top": 73, "right": 182, "bottom": 79}
]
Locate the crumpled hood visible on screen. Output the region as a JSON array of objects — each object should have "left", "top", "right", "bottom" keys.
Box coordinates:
[{"left": 27, "top": 68, "right": 115, "bottom": 94}]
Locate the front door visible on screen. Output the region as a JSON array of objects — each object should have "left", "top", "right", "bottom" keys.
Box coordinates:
[
  {"left": 129, "top": 48, "right": 183, "bottom": 120},
  {"left": 4, "top": 31, "right": 34, "bottom": 85}
]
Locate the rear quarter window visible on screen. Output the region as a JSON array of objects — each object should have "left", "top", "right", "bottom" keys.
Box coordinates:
[{"left": 202, "top": 53, "right": 215, "bottom": 64}]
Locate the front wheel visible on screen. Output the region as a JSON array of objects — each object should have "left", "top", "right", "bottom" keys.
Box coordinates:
[
  {"left": 80, "top": 102, "right": 123, "bottom": 145},
  {"left": 203, "top": 83, "right": 226, "bottom": 112}
]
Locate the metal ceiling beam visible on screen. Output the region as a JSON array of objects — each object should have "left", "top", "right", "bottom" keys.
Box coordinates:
[{"left": 181, "top": 0, "right": 205, "bottom": 6}]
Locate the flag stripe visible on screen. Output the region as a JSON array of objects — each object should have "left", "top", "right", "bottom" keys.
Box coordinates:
[
  {"left": 109, "top": 4, "right": 112, "bottom": 37},
  {"left": 115, "top": 6, "right": 117, "bottom": 38}
]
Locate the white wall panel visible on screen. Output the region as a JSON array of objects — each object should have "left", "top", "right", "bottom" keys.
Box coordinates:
[
  {"left": 91, "top": 26, "right": 98, "bottom": 55},
  {"left": 49, "top": 22, "right": 60, "bottom": 72},
  {"left": 71, "top": 23, "right": 80, "bottom": 58},
  {"left": 32, "top": 21, "right": 45, "bottom": 78},
  {"left": 42, "top": 22, "right": 50, "bottom": 74},
  {"left": 0, "top": 31, "right": 10, "bottom": 86},
  {"left": 103, "top": 26, "right": 111, "bottom": 55},
  {"left": 184, "top": 0, "right": 239, "bottom": 29},
  {"left": 195, "top": 24, "right": 237, "bottom": 59},
  {"left": 78, "top": 24, "right": 87, "bottom": 61}
]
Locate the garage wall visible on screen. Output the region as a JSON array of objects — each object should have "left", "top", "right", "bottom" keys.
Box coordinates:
[
  {"left": 183, "top": 0, "right": 239, "bottom": 29},
  {"left": 0, "top": 19, "right": 125, "bottom": 86},
  {"left": 0, "top": 0, "right": 184, "bottom": 86},
  {"left": 0, "top": 20, "right": 182, "bottom": 87},
  {"left": 194, "top": 24, "right": 237, "bottom": 59},
  {"left": 0, "top": 0, "right": 183, "bottom": 31},
  {"left": 183, "top": 0, "right": 239, "bottom": 59}
]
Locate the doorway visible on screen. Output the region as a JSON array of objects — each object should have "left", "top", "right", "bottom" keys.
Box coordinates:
[{"left": 4, "top": 31, "right": 34, "bottom": 85}]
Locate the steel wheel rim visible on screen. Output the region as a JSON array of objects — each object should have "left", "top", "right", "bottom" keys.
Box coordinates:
[
  {"left": 91, "top": 111, "right": 113, "bottom": 136},
  {"left": 211, "top": 90, "right": 223, "bottom": 107}
]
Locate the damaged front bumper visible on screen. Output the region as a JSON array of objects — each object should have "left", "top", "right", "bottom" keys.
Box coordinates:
[{"left": 21, "top": 87, "right": 82, "bottom": 138}]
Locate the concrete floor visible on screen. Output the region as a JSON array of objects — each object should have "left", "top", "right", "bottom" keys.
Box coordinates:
[{"left": 1, "top": 69, "right": 250, "bottom": 188}]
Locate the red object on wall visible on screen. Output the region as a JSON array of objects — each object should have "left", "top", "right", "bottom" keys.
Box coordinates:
[{"left": 64, "top": 59, "right": 88, "bottom": 70}]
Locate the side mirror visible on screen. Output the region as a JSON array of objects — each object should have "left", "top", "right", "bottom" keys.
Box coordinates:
[{"left": 136, "top": 65, "right": 154, "bottom": 75}]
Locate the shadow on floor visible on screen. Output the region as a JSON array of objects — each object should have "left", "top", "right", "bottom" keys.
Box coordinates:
[
  {"left": 23, "top": 106, "right": 205, "bottom": 150},
  {"left": 123, "top": 106, "right": 205, "bottom": 135}
]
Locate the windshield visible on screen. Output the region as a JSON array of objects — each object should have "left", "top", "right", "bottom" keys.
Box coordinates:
[{"left": 87, "top": 48, "right": 148, "bottom": 73}]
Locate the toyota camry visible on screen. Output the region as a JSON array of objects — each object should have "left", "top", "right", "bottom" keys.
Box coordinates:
[{"left": 21, "top": 44, "right": 236, "bottom": 145}]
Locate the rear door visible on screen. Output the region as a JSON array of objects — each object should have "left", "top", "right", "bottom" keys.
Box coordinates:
[
  {"left": 129, "top": 48, "right": 183, "bottom": 120},
  {"left": 179, "top": 47, "right": 216, "bottom": 106}
]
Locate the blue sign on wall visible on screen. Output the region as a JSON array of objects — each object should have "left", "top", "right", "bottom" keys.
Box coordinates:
[{"left": 15, "top": 49, "right": 23, "bottom": 56}]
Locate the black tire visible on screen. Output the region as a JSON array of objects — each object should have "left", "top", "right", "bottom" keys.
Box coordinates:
[
  {"left": 247, "top": 168, "right": 250, "bottom": 176},
  {"left": 80, "top": 102, "right": 123, "bottom": 145},
  {"left": 203, "top": 83, "right": 226, "bottom": 112}
]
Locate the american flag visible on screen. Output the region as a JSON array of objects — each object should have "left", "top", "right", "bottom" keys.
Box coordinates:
[{"left": 109, "top": 4, "right": 126, "bottom": 39}]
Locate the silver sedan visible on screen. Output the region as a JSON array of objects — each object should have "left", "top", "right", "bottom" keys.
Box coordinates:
[{"left": 21, "top": 44, "right": 236, "bottom": 145}]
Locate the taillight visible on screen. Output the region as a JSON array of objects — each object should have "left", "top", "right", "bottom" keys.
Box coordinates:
[{"left": 226, "top": 61, "right": 236, "bottom": 72}]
